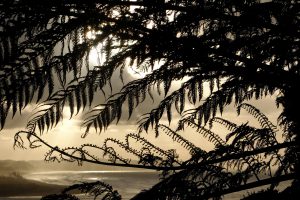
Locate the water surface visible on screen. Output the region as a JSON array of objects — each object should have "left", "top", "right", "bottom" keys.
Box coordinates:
[{"left": 3, "top": 171, "right": 291, "bottom": 200}]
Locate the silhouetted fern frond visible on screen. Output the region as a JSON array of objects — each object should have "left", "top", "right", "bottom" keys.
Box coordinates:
[
  {"left": 126, "top": 133, "right": 170, "bottom": 159},
  {"left": 103, "top": 137, "right": 140, "bottom": 160},
  {"left": 209, "top": 117, "right": 238, "bottom": 132},
  {"left": 157, "top": 124, "right": 198, "bottom": 155},
  {"left": 238, "top": 103, "right": 278, "bottom": 132},
  {"left": 42, "top": 181, "right": 121, "bottom": 200},
  {"left": 1, "top": 1, "right": 298, "bottom": 199},
  {"left": 183, "top": 120, "right": 226, "bottom": 146},
  {"left": 26, "top": 102, "right": 63, "bottom": 134},
  {"left": 138, "top": 75, "right": 210, "bottom": 133},
  {"left": 179, "top": 77, "right": 250, "bottom": 127}
]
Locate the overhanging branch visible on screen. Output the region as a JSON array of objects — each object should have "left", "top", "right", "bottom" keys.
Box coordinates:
[{"left": 14, "top": 131, "right": 297, "bottom": 171}]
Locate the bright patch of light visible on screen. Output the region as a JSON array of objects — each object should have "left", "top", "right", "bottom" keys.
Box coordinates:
[
  {"left": 126, "top": 59, "right": 163, "bottom": 79},
  {"left": 56, "top": 108, "right": 80, "bottom": 132},
  {"left": 86, "top": 30, "right": 96, "bottom": 40},
  {"left": 80, "top": 30, "right": 105, "bottom": 66},
  {"left": 127, "top": 66, "right": 146, "bottom": 78},
  {"left": 89, "top": 47, "right": 102, "bottom": 65}
]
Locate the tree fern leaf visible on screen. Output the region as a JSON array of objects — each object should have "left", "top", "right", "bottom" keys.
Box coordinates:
[
  {"left": 157, "top": 81, "right": 162, "bottom": 96},
  {"left": 0, "top": 103, "right": 8, "bottom": 130},
  {"left": 209, "top": 78, "right": 215, "bottom": 93},
  {"left": 148, "top": 85, "right": 154, "bottom": 102},
  {"left": 163, "top": 77, "right": 172, "bottom": 96},
  {"left": 188, "top": 81, "right": 197, "bottom": 104},
  {"left": 186, "top": 120, "right": 226, "bottom": 146},
  {"left": 88, "top": 81, "right": 94, "bottom": 106},
  {"left": 49, "top": 106, "right": 55, "bottom": 129},
  {"left": 75, "top": 87, "right": 81, "bottom": 114},
  {"left": 45, "top": 111, "right": 50, "bottom": 131},
  {"left": 210, "top": 117, "right": 237, "bottom": 132},
  {"left": 37, "top": 120, "right": 42, "bottom": 134},
  {"left": 158, "top": 124, "right": 198, "bottom": 155},
  {"left": 128, "top": 93, "right": 134, "bottom": 119},
  {"left": 166, "top": 103, "right": 172, "bottom": 124},
  {"left": 24, "top": 84, "right": 31, "bottom": 106},
  {"left": 93, "top": 120, "right": 98, "bottom": 132},
  {"left": 68, "top": 92, "right": 74, "bottom": 118},
  {"left": 54, "top": 103, "right": 61, "bottom": 126},
  {"left": 82, "top": 124, "right": 91, "bottom": 138},
  {"left": 115, "top": 102, "right": 122, "bottom": 124},
  {"left": 12, "top": 92, "right": 17, "bottom": 118},
  {"left": 37, "top": 80, "right": 46, "bottom": 102},
  {"left": 238, "top": 103, "right": 277, "bottom": 131},
  {"left": 18, "top": 86, "right": 24, "bottom": 113}
]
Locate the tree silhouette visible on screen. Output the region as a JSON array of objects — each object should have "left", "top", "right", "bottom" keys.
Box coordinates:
[
  {"left": 39, "top": 103, "right": 297, "bottom": 199},
  {"left": 0, "top": 0, "right": 299, "bottom": 199}
]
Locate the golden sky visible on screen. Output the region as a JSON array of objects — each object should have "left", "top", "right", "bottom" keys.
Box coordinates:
[
  {"left": 0, "top": 38, "right": 284, "bottom": 161},
  {"left": 0, "top": 93, "right": 282, "bottom": 161}
]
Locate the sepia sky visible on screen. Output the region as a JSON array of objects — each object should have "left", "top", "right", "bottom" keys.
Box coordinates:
[
  {"left": 0, "top": 27, "right": 283, "bottom": 161},
  {"left": 0, "top": 0, "right": 281, "bottom": 162},
  {"left": 0, "top": 72, "right": 283, "bottom": 161}
]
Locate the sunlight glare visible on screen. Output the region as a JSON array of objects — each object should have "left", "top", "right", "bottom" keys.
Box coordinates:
[
  {"left": 89, "top": 48, "right": 101, "bottom": 65},
  {"left": 127, "top": 66, "right": 146, "bottom": 78},
  {"left": 126, "top": 59, "right": 163, "bottom": 79},
  {"left": 82, "top": 30, "right": 104, "bottom": 66}
]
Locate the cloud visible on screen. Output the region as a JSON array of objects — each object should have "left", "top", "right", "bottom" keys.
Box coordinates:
[
  {"left": 3, "top": 104, "right": 36, "bottom": 130},
  {"left": 0, "top": 54, "right": 285, "bottom": 161},
  {"left": 218, "top": 94, "right": 282, "bottom": 125},
  {"left": 0, "top": 135, "right": 11, "bottom": 141}
]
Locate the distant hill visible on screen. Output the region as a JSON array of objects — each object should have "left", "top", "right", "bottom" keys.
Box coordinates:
[
  {"left": 0, "top": 160, "right": 151, "bottom": 198},
  {"left": 0, "top": 159, "right": 143, "bottom": 175},
  {"left": 0, "top": 172, "right": 64, "bottom": 197},
  {"left": 0, "top": 160, "right": 33, "bottom": 174}
]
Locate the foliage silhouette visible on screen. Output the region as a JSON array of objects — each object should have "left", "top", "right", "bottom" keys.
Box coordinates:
[
  {"left": 17, "top": 103, "right": 297, "bottom": 199},
  {"left": 42, "top": 181, "right": 121, "bottom": 200},
  {"left": 0, "top": 0, "right": 299, "bottom": 199}
]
